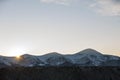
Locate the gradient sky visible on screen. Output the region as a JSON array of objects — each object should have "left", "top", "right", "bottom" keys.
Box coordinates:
[{"left": 0, "top": 0, "right": 120, "bottom": 56}]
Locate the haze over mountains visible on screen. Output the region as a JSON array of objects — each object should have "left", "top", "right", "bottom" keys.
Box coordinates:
[{"left": 0, "top": 48, "right": 120, "bottom": 68}]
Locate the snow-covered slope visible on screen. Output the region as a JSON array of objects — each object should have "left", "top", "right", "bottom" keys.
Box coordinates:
[
  {"left": 0, "top": 49, "right": 120, "bottom": 67},
  {"left": 17, "top": 54, "right": 45, "bottom": 67},
  {"left": 0, "top": 56, "right": 13, "bottom": 66},
  {"left": 66, "top": 49, "right": 108, "bottom": 66},
  {"left": 39, "top": 52, "right": 72, "bottom": 66}
]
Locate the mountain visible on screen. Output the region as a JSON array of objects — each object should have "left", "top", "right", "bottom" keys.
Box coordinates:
[
  {"left": 0, "top": 56, "right": 13, "bottom": 66},
  {"left": 16, "top": 54, "right": 45, "bottom": 67},
  {"left": 39, "top": 52, "right": 72, "bottom": 66},
  {"left": 66, "top": 49, "right": 107, "bottom": 66},
  {"left": 0, "top": 48, "right": 120, "bottom": 67}
]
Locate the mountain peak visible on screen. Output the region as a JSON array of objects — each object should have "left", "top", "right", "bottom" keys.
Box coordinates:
[
  {"left": 43, "top": 52, "right": 62, "bottom": 56},
  {"left": 20, "top": 54, "right": 34, "bottom": 58},
  {"left": 81, "top": 48, "right": 99, "bottom": 52},
  {"left": 76, "top": 48, "right": 102, "bottom": 55}
]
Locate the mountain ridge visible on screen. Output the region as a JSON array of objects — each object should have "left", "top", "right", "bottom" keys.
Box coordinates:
[{"left": 0, "top": 48, "right": 120, "bottom": 67}]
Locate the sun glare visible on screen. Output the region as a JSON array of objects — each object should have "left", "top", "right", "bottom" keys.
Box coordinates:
[
  {"left": 9, "top": 47, "right": 27, "bottom": 57},
  {"left": 16, "top": 55, "right": 21, "bottom": 59}
]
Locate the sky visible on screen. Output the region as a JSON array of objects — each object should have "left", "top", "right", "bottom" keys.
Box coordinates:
[{"left": 0, "top": 0, "right": 120, "bottom": 56}]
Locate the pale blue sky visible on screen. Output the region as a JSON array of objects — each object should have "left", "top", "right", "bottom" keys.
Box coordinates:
[{"left": 0, "top": 0, "right": 120, "bottom": 56}]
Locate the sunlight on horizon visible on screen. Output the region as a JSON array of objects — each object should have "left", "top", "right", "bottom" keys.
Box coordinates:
[{"left": 7, "top": 46, "right": 28, "bottom": 57}]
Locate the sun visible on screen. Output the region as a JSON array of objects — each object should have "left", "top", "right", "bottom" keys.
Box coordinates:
[
  {"left": 9, "top": 47, "right": 27, "bottom": 57},
  {"left": 16, "top": 55, "right": 21, "bottom": 59}
]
